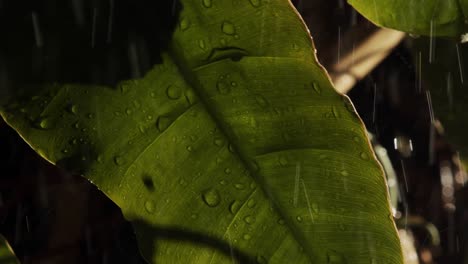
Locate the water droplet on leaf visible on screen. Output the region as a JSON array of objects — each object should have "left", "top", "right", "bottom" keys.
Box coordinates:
[
  {"left": 247, "top": 198, "right": 256, "bottom": 208},
  {"left": 221, "top": 21, "right": 236, "bottom": 35},
  {"left": 256, "top": 255, "right": 267, "bottom": 264},
  {"left": 255, "top": 95, "right": 269, "bottom": 108},
  {"left": 278, "top": 156, "right": 288, "bottom": 166},
  {"left": 313, "top": 82, "right": 322, "bottom": 94},
  {"left": 249, "top": 0, "right": 261, "bottom": 7},
  {"left": 35, "top": 116, "right": 54, "bottom": 129},
  {"left": 114, "top": 156, "right": 124, "bottom": 165},
  {"left": 229, "top": 200, "right": 241, "bottom": 214},
  {"left": 327, "top": 251, "right": 346, "bottom": 264},
  {"left": 198, "top": 40, "right": 206, "bottom": 49},
  {"left": 234, "top": 183, "right": 245, "bottom": 189},
  {"left": 202, "top": 189, "right": 220, "bottom": 207},
  {"left": 217, "top": 79, "right": 231, "bottom": 94},
  {"left": 156, "top": 116, "right": 171, "bottom": 131},
  {"left": 202, "top": 0, "right": 212, "bottom": 8},
  {"left": 145, "top": 201, "right": 155, "bottom": 213},
  {"left": 360, "top": 152, "right": 369, "bottom": 160},
  {"left": 244, "top": 215, "right": 255, "bottom": 224},
  {"left": 213, "top": 138, "right": 224, "bottom": 147},
  {"left": 180, "top": 18, "right": 190, "bottom": 30},
  {"left": 166, "top": 85, "right": 182, "bottom": 100}
]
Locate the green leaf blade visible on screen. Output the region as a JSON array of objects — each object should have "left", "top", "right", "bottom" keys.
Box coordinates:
[
  {"left": 348, "top": 0, "right": 465, "bottom": 37},
  {"left": 0, "top": 0, "right": 403, "bottom": 263}
]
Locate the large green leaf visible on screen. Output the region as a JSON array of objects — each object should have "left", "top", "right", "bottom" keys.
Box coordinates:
[
  {"left": 348, "top": 0, "right": 468, "bottom": 37},
  {"left": 0, "top": 0, "right": 402, "bottom": 263},
  {"left": 0, "top": 235, "right": 18, "bottom": 264}
]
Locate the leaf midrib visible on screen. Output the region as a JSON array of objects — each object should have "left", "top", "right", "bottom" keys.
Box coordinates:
[{"left": 167, "top": 47, "right": 316, "bottom": 261}]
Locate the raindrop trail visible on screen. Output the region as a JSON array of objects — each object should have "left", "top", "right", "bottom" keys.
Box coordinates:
[
  {"left": 107, "top": 0, "right": 114, "bottom": 43},
  {"left": 337, "top": 26, "right": 341, "bottom": 64},
  {"left": 456, "top": 44, "right": 464, "bottom": 83},
  {"left": 403, "top": 203, "right": 408, "bottom": 231},
  {"left": 372, "top": 0, "right": 379, "bottom": 21},
  {"left": 400, "top": 159, "right": 408, "bottom": 192},
  {"left": 426, "top": 90, "right": 435, "bottom": 164},
  {"left": 351, "top": 42, "right": 356, "bottom": 66},
  {"left": 418, "top": 51, "right": 422, "bottom": 93},
  {"left": 227, "top": 232, "right": 235, "bottom": 264},
  {"left": 455, "top": 152, "right": 466, "bottom": 187},
  {"left": 447, "top": 72, "right": 453, "bottom": 109},
  {"left": 25, "top": 215, "right": 30, "bottom": 233},
  {"left": 71, "top": 0, "right": 85, "bottom": 26},
  {"left": 426, "top": 90, "right": 434, "bottom": 123},
  {"left": 91, "top": 7, "right": 98, "bottom": 48},
  {"left": 293, "top": 162, "right": 301, "bottom": 207},
  {"left": 350, "top": 8, "right": 357, "bottom": 25},
  {"left": 172, "top": 0, "right": 178, "bottom": 15},
  {"left": 429, "top": 20, "right": 435, "bottom": 63},
  {"left": 295, "top": 0, "right": 303, "bottom": 13},
  {"left": 338, "top": 0, "right": 344, "bottom": 9},
  {"left": 31, "top": 12, "right": 43, "bottom": 47},
  {"left": 128, "top": 41, "right": 141, "bottom": 77},
  {"left": 301, "top": 179, "right": 314, "bottom": 223},
  {"left": 372, "top": 83, "right": 377, "bottom": 123}
]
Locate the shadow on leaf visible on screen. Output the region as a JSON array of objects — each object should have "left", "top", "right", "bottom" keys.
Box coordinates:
[{"left": 131, "top": 219, "right": 257, "bottom": 264}]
